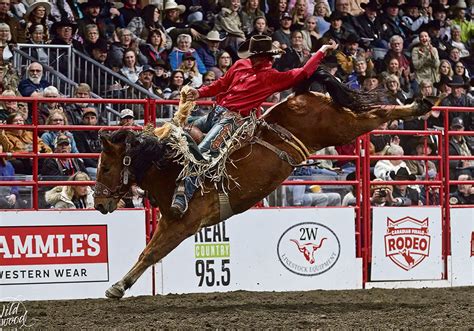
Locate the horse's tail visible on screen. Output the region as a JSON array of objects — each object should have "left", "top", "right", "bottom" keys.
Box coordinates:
[{"left": 295, "top": 68, "right": 389, "bottom": 113}]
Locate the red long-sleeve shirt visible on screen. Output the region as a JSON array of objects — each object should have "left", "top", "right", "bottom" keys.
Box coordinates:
[{"left": 198, "top": 51, "right": 326, "bottom": 116}]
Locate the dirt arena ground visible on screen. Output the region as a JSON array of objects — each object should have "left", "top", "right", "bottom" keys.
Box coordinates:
[{"left": 26, "top": 287, "right": 473, "bottom": 328}]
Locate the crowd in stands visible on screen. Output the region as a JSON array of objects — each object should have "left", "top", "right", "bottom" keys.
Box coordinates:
[{"left": 0, "top": 0, "right": 471, "bottom": 209}]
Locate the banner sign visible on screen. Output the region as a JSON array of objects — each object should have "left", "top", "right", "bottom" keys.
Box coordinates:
[
  {"left": 0, "top": 210, "right": 151, "bottom": 301},
  {"left": 157, "top": 208, "right": 361, "bottom": 294},
  {"left": 371, "top": 207, "right": 443, "bottom": 281},
  {"left": 450, "top": 209, "right": 474, "bottom": 286}
]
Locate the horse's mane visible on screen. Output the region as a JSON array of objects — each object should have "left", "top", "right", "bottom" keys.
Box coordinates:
[
  {"left": 294, "top": 68, "right": 389, "bottom": 113},
  {"left": 105, "top": 129, "right": 170, "bottom": 184}
]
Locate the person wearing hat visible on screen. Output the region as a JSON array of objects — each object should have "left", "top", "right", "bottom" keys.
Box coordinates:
[
  {"left": 119, "top": 108, "right": 135, "bottom": 126},
  {"left": 178, "top": 52, "right": 202, "bottom": 88},
  {"left": 272, "top": 12, "right": 293, "bottom": 50},
  {"left": 167, "top": 35, "right": 339, "bottom": 217},
  {"left": 162, "top": 0, "right": 186, "bottom": 29},
  {"left": 23, "top": 1, "right": 51, "bottom": 41},
  {"left": 387, "top": 167, "right": 421, "bottom": 206},
  {"left": 440, "top": 75, "right": 474, "bottom": 130},
  {"left": 448, "top": 116, "right": 474, "bottom": 179},
  {"left": 356, "top": 0, "right": 384, "bottom": 49},
  {"left": 335, "top": 33, "right": 374, "bottom": 75},
  {"left": 322, "top": 11, "right": 352, "bottom": 44},
  {"left": 0, "top": 0, "right": 25, "bottom": 43},
  {"left": 51, "top": 19, "right": 83, "bottom": 51},
  {"left": 449, "top": 174, "right": 474, "bottom": 205},
  {"left": 196, "top": 30, "right": 226, "bottom": 70},
  {"left": 405, "top": 137, "right": 438, "bottom": 179},
  {"left": 379, "top": 0, "right": 409, "bottom": 43},
  {"left": 77, "top": 0, "right": 107, "bottom": 40},
  {"left": 400, "top": 0, "right": 429, "bottom": 36}
]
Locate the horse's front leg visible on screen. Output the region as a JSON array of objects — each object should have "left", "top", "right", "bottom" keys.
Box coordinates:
[{"left": 105, "top": 215, "right": 200, "bottom": 299}]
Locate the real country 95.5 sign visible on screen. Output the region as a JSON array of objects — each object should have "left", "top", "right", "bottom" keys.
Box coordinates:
[{"left": 157, "top": 208, "right": 361, "bottom": 294}]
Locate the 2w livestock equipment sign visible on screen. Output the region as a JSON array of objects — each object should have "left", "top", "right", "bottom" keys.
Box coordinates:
[{"left": 0, "top": 225, "right": 108, "bottom": 285}]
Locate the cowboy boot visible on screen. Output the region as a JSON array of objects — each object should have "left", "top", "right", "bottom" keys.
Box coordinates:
[{"left": 170, "top": 177, "right": 197, "bottom": 219}]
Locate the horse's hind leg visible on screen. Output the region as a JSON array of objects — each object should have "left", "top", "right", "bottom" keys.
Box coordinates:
[{"left": 106, "top": 216, "right": 198, "bottom": 299}]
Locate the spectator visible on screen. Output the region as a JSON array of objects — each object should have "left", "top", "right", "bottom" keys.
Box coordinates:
[
  {"left": 314, "top": 1, "right": 331, "bottom": 36},
  {"left": 274, "top": 30, "right": 309, "bottom": 72},
  {"left": 267, "top": 0, "right": 288, "bottom": 32},
  {"left": 40, "top": 110, "right": 79, "bottom": 153},
  {"left": 301, "top": 16, "right": 320, "bottom": 52},
  {"left": 0, "top": 112, "right": 51, "bottom": 174},
  {"left": 382, "top": 35, "right": 411, "bottom": 73},
  {"left": 108, "top": 28, "right": 147, "bottom": 69},
  {"left": 214, "top": 0, "right": 246, "bottom": 58},
  {"left": 162, "top": 0, "right": 186, "bottom": 29},
  {"left": 45, "top": 171, "right": 94, "bottom": 209},
  {"left": 387, "top": 167, "right": 421, "bottom": 206},
  {"left": 411, "top": 30, "right": 440, "bottom": 84},
  {"left": 179, "top": 52, "right": 202, "bottom": 88},
  {"left": 0, "top": 23, "right": 13, "bottom": 64},
  {"left": 134, "top": 64, "right": 163, "bottom": 96},
  {"left": 26, "top": 24, "right": 48, "bottom": 64},
  {"left": 272, "top": 12, "right": 292, "bottom": 50},
  {"left": 195, "top": 30, "right": 225, "bottom": 71},
  {"left": 179, "top": 0, "right": 205, "bottom": 24},
  {"left": 77, "top": 0, "right": 107, "bottom": 39},
  {"left": 0, "top": 0, "right": 25, "bottom": 43},
  {"left": 120, "top": 49, "right": 143, "bottom": 83},
  {"left": 241, "top": 0, "right": 265, "bottom": 37},
  {"left": 379, "top": 0, "right": 409, "bottom": 45},
  {"left": 248, "top": 16, "right": 271, "bottom": 38},
  {"left": 453, "top": 61, "right": 470, "bottom": 82},
  {"left": 153, "top": 59, "right": 171, "bottom": 91},
  {"left": 432, "top": 4, "right": 451, "bottom": 41},
  {"left": 447, "top": 47, "right": 462, "bottom": 69},
  {"left": 37, "top": 86, "right": 63, "bottom": 125},
  {"left": 332, "top": 0, "right": 359, "bottom": 36},
  {"left": 23, "top": 0, "right": 51, "bottom": 43},
  {"left": 384, "top": 74, "right": 407, "bottom": 105},
  {"left": 438, "top": 59, "right": 454, "bottom": 80},
  {"left": 50, "top": 19, "right": 83, "bottom": 52},
  {"left": 441, "top": 76, "right": 474, "bottom": 129},
  {"left": 119, "top": 108, "right": 135, "bottom": 126},
  {"left": 361, "top": 71, "right": 379, "bottom": 92},
  {"left": 346, "top": 56, "right": 368, "bottom": 90},
  {"left": 424, "top": 20, "right": 450, "bottom": 60},
  {"left": 0, "top": 144, "right": 27, "bottom": 208},
  {"left": 120, "top": 184, "right": 145, "bottom": 208},
  {"left": 287, "top": 0, "right": 315, "bottom": 18},
  {"left": 290, "top": 0, "right": 308, "bottom": 31},
  {"left": 118, "top": 0, "right": 142, "bottom": 28},
  {"left": 449, "top": 174, "right": 474, "bottom": 205},
  {"left": 374, "top": 144, "right": 412, "bottom": 180},
  {"left": 380, "top": 57, "right": 414, "bottom": 95},
  {"left": 128, "top": 4, "right": 170, "bottom": 47},
  {"left": 322, "top": 11, "right": 351, "bottom": 44},
  {"left": 49, "top": 0, "right": 77, "bottom": 23},
  {"left": 401, "top": 0, "right": 429, "bottom": 38},
  {"left": 0, "top": 89, "right": 17, "bottom": 122},
  {"left": 139, "top": 29, "right": 169, "bottom": 67},
  {"left": 213, "top": 51, "right": 233, "bottom": 79},
  {"left": 451, "top": 5, "right": 473, "bottom": 44},
  {"left": 448, "top": 117, "right": 474, "bottom": 179},
  {"left": 73, "top": 107, "right": 101, "bottom": 179},
  {"left": 64, "top": 83, "right": 93, "bottom": 125},
  {"left": 335, "top": 33, "right": 372, "bottom": 76},
  {"left": 434, "top": 74, "right": 452, "bottom": 96},
  {"left": 290, "top": 166, "right": 341, "bottom": 206},
  {"left": 89, "top": 38, "right": 108, "bottom": 65},
  {"left": 40, "top": 133, "right": 87, "bottom": 180},
  {"left": 18, "top": 62, "right": 51, "bottom": 96},
  {"left": 169, "top": 33, "right": 206, "bottom": 74},
  {"left": 406, "top": 137, "right": 437, "bottom": 179},
  {"left": 82, "top": 24, "right": 102, "bottom": 55},
  {"left": 163, "top": 69, "right": 185, "bottom": 115},
  {"left": 356, "top": 0, "right": 383, "bottom": 49},
  {"left": 369, "top": 179, "right": 393, "bottom": 206}
]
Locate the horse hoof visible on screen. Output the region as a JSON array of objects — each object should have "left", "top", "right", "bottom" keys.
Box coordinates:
[{"left": 105, "top": 283, "right": 125, "bottom": 299}]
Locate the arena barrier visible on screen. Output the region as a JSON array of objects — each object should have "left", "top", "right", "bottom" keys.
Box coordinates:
[{"left": 0, "top": 97, "right": 472, "bottom": 299}]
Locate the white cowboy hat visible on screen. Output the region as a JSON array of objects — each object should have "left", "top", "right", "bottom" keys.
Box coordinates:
[
  {"left": 164, "top": 0, "right": 185, "bottom": 13},
  {"left": 25, "top": 0, "right": 51, "bottom": 19},
  {"left": 205, "top": 30, "right": 225, "bottom": 42}
]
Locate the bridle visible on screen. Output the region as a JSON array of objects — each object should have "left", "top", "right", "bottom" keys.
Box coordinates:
[{"left": 94, "top": 141, "right": 134, "bottom": 200}]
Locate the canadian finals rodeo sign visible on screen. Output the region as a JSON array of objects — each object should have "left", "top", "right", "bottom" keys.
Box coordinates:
[{"left": 371, "top": 207, "right": 443, "bottom": 281}]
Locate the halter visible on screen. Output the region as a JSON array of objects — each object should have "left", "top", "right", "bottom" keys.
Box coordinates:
[{"left": 94, "top": 141, "right": 134, "bottom": 200}]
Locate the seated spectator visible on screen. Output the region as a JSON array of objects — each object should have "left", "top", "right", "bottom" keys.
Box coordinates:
[
  {"left": 128, "top": 4, "right": 169, "bottom": 45},
  {"left": 314, "top": 1, "right": 330, "bottom": 36},
  {"left": 0, "top": 89, "right": 17, "bottom": 122},
  {"left": 195, "top": 30, "right": 225, "bottom": 71},
  {"left": 64, "top": 83, "right": 94, "bottom": 125},
  {"left": 0, "top": 144, "right": 27, "bottom": 208},
  {"left": 370, "top": 179, "right": 393, "bottom": 206},
  {"left": 384, "top": 74, "right": 407, "bottom": 105},
  {"left": 322, "top": 11, "right": 350, "bottom": 44},
  {"left": 50, "top": 19, "right": 83, "bottom": 53},
  {"left": 119, "top": 49, "right": 143, "bottom": 83},
  {"left": 448, "top": 117, "right": 474, "bottom": 179},
  {"left": 451, "top": 6, "right": 473, "bottom": 45},
  {"left": 22, "top": 0, "right": 50, "bottom": 43},
  {"left": 25, "top": 23, "right": 48, "bottom": 65},
  {"left": 153, "top": 59, "right": 171, "bottom": 91},
  {"left": 40, "top": 110, "right": 79, "bottom": 153},
  {"left": 290, "top": 0, "right": 310, "bottom": 32},
  {"left": 120, "top": 184, "right": 145, "bottom": 208},
  {"left": 356, "top": 0, "right": 383, "bottom": 49},
  {"left": 134, "top": 64, "right": 163, "bottom": 97},
  {"left": 139, "top": 30, "right": 169, "bottom": 67},
  {"left": 82, "top": 24, "right": 103, "bottom": 55},
  {"left": 18, "top": 62, "right": 51, "bottom": 96},
  {"left": 361, "top": 71, "right": 380, "bottom": 92},
  {"left": 169, "top": 33, "right": 206, "bottom": 74},
  {"left": 449, "top": 25, "right": 470, "bottom": 58},
  {"left": 449, "top": 174, "right": 474, "bottom": 205},
  {"left": 267, "top": 0, "right": 288, "bottom": 32},
  {"left": 108, "top": 28, "right": 147, "bottom": 69},
  {"left": 274, "top": 30, "right": 309, "bottom": 72},
  {"left": 290, "top": 166, "right": 341, "bottom": 206},
  {"left": 381, "top": 35, "right": 410, "bottom": 73},
  {"left": 241, "top": 0, "right": 265, "bottom": 37},
  {"left": 400, "top": 0, "right": 429, "bottom": 38},
  {"left": 335, "top": 33, "right": 372, "bottom": 77},
  {"left": 389, "top": 167, "right": 421, "bottom": 206},
  {"left": 38, "top": 86, "right": 63, "bottom": 125},
  {"left": 213, "top": 51, "right": 233, "bottom": 79},
  {"left": 300, "top": 16, "right": 320, "bottom": 52},
  {"left": 77, "top": 0, "right": 107, "bottom": 40},
  {"left": 374, "top": 144, "right": 412, "bottom": 180},
  {"left": 179, "top": 52, "right": 202, "bottom": 88},
  {"left": 379, "top": 0, "right": 409, "bottom": 46},
  {"left": 248, "top": 16, "right": 271, "bottom": 38},
  {"left": 272, "top": 12, "right": 292, "bottom": 50},
  {"left": 45, "top": 171, "right": 94, "bottom": 209},
  {"left": 453, "top": 62, "right": 470, "bottom": 82},
  {"left": 441, "top": 76, "right": 474, "bottom": 129},
  {"left": 40, "top": 133, "right": 87, "bottom": 181},
  {"left": 73, "top": 107, "right": 101, "bottom": 179},
  {"left": 163, "top": 70, "right": 185, "bottom": 116},
  {"left": 162, "top": 0, "right": 186, "bottom": 29},
  {"left": 214, "top": 0, "right": 246, "bottom": 57},
  {"left": 119, "top": 108, "right": 136, "bottom": 126},
  {"left": 434, "top": 75, "right": 452, "bottom": 97},
  {"left": 380, "top": 57, "right": 415, "bottom": 95},
  {"left": 0, "top": 112, "right": 51, "bottom": 174},
  {"left": 0, "top": 23, "right": 13, "bottom": 64}
]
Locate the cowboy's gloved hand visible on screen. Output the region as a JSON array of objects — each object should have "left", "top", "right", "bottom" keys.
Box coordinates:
[{"left": 186, "top": 88, "right": 200, "bottom": 101}]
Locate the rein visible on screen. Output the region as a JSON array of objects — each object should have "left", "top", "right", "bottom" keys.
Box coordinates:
[
  {"left": 94, "top": 141, "right": 134, "bottom": 200},
  {"left": 253, "top": 121, "right": 311, "bottom": 167}
]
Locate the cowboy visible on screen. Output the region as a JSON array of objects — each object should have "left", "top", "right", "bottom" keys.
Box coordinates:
[
  {"left": 440, "top": 75, "right": 474, "bottom": 130},
  {"left": 196, "top": 30, "right": 226, "bottom": 70},
  {"left": 169, "top": 35, "right": 338, "bottom": 218}
]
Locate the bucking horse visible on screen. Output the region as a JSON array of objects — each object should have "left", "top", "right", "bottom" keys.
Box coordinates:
[{"left": 94, "top": 70, "right": 440, "bottom": 298}]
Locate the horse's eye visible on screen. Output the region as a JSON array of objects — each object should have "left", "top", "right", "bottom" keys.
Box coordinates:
[{"left": 102, "top": 167, "right": 110, "bottom": 173}]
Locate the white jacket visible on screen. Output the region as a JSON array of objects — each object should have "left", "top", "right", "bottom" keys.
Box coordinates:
[{"left": 45, "top": 186, "right": 94, "bottom": 209}]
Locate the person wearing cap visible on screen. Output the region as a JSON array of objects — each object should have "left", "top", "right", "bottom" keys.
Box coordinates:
[
  {"left": 119, "top": 108, "right": 135, "bottom": 126},
  {"left": 178, "top": 52, "right": 202, "bottom": 88},
  {"left": 449, "top": 116, "right": 474, "bottom": 179},
  {"left": 134, "top": 64, "right": 163, "bottom": 97},
  {"left": 73, "top": 107, "right": 102, "bottom": 179},
  {"left": 195, "top": 30, "right": 226, "bottom": 71},
  {"left": 214, "top": 0, "right": 246, "bottom": 56},
  {"left": 169, "top": 33, "right": 207, "bottom": 74},
  {"left": 449, "top": 174, "right": 474, "bottom": 205},
  {"left": 441, "top": 76, "right": 474, "bottom": 129},
  {"left": 356, "top": 0, "right": 383, "bottom": 49},
  {"left": 379, "top": 0, "right": 409, "bottom": 43},
  {"left": 272, "top": 12, "right": 293, "bottom": 50},
  {"left": 168, "top": 35, "right": 338, "bottom": 217}
]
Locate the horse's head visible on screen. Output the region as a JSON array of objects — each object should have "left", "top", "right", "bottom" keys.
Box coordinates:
[{"left": 94, "top": 130, "right": 139, "bottom": 214}]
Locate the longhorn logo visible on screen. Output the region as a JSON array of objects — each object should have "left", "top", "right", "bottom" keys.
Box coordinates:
[{"left": 290, "top": 238, "right": 327, "bottom": 264}]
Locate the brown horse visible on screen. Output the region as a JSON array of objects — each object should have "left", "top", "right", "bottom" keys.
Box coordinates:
[{"left": 94, "top": 84, "right": 437, "bottom": 298}]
